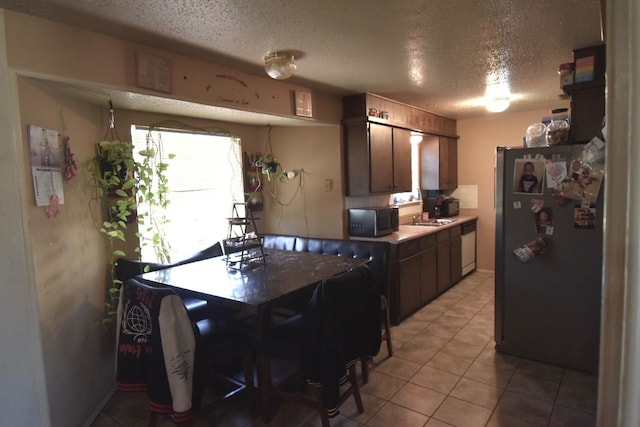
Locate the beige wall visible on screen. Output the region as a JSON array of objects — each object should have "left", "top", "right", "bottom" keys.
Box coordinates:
[
  {"left": 255, "top": 125, "right": 346, "bottom": 238},
  {"left": 457, "top": 107, "right": 566, "bottom": 271},
  {"left": 16, "top": 72, "right": 113, "bottom": 427},
  {"left": 4, "top": 10, "right": 341, "bottom": 125},
  {"left": 2, "top": 9, "right": 346, "bottom": 426}
]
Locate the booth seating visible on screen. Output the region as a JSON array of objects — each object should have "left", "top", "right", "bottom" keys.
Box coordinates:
[{"left": 261, "top": 234, "right": 393, "bottom": 383}]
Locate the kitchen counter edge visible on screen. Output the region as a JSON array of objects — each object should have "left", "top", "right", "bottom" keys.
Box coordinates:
[{"left": 349, "top": 215, "right": 479, "bottom": 244}]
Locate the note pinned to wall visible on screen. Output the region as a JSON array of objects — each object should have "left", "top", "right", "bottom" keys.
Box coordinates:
[
  {"left": 451, "top": 184, "right": 478, "bottom": 209},
  {"left": 28, "top": 125, "right": 64, "bottom": 207}
]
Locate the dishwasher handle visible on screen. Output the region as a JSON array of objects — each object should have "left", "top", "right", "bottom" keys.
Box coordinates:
[{"left": 462, "top": 221, "right": 477, "bottom": 235}]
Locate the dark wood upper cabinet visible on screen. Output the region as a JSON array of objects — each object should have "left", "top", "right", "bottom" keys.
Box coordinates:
[
  {"left": 391, "top": 128, "right": 413, "bottom": 192},
  {"left": 343, "top": 92, "right": 457, "bottom": 138},
  {"left": 420, "top": 135, "right": 458, "bottom": 190},
  {"left": 369, "top": 123, "right": 394, "bottom": 193},
  {"left": 345, "top": 122, "right": 413, "bottom": 195},
  {"left": 343, "top": 92, "right": 457, "bottom": 196}
]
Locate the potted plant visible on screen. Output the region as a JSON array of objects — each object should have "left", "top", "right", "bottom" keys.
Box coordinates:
[{"left": 88, "top": 137, "right": 173, "bottom": 329}]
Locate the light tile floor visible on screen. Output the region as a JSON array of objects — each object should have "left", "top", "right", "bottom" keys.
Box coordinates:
[{"left": 91, "top": 271, "right": 598, "bottom": 427}]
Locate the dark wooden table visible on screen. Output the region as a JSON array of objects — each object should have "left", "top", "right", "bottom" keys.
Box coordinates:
[
  {"left": 138, "top": 248, "right": 367, "bottom": 323},
  {"left": 139, "top": 248, "right": 368, "bottom": 413}
]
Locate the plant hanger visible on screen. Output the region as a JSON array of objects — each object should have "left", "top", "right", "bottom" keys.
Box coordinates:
[{"left": 104, "top": 99, "right": 121, "bottom": 141}]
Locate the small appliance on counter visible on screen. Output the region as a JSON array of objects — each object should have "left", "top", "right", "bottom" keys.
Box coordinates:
[
  {"left": 441, "top": 198, "right": 460, "bottom": 217},
  {"left": 421, "top": 190, "right": 459, "bottom": 218},
  {"left": 348, "top": 206, "right": 399, "bottom": 237}
]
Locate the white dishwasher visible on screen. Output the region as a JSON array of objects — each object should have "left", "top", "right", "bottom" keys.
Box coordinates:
[{"left": 461, "top": 221, "right": 477, "bottom": 276}]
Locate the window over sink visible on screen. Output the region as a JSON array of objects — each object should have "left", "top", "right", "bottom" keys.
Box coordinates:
[{"left": 392, "top": 135, "right": 421, "bottom": 206}]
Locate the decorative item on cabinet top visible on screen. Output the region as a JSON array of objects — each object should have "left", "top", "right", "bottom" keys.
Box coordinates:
[{"left": 342, "top": 92, "right": 457, "bottom": 138}]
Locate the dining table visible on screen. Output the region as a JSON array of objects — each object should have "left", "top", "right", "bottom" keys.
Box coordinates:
[{"left": 137, "top": 247, "right": 369, "bottom": 333}]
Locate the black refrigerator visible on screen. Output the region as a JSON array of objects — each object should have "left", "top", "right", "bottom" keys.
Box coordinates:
[{"left": 495, "top": 144, "right": 604, "bottom": 374}]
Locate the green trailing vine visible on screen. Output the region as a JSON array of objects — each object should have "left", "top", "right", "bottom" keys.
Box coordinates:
[
  {"left": 248, "top": 125, "right": 309, "bottom": 233},
  {"left": 136, "top": 130, "right": 174, "bottom": 264},
  {"left": 88, "top": 104, "right": 174, "bottom": 329},
  {"left": 253, "top": 125, "right": 306, "bottom": 206},
  {"left": 88, "top": 139, "right": 137, "bottom": 328}
]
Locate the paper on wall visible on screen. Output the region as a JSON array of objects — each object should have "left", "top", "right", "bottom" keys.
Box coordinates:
[
  {"left": 28, "top": 125, "right": 65, "bottom": 206},
  {"left": 450, "top": 184, "right": 478, "bottom": 209}
]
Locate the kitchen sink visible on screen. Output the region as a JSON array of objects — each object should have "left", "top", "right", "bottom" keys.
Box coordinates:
[{"left": 413, "top": 218, "right": 458, "bottom": 227}]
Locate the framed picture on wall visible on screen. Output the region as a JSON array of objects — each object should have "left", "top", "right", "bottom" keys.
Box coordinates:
[{"left": 295, "top": 90, "right": 313, "bottom": 117}]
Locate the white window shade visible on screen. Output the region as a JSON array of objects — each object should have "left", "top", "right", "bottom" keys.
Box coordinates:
[{"left": 132, "top": 126, "right": 244, "bottom": 262}]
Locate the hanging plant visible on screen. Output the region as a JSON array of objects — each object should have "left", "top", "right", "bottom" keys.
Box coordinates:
[
  {"left": 249, "top": 125, "right": 305, "bottom": 208},
  {"left": 88, "top": 138, "right": 137, "bottom": 329},
  {"left": 88, "top": 103, "right": 174, "bottom": 329},
  {"left": 135, "top": 130, "right": 174, "bottom": 265},
  {"left": 257, "top": 153, "right": 280, "bottom": 177}
]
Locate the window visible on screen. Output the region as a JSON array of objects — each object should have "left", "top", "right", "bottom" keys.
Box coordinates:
[
  {"left": 131, "top": 126, "right": 244, "bottom": 262},
  {"left": 392, "top": 139, "right": 421, "bottom": 204}
]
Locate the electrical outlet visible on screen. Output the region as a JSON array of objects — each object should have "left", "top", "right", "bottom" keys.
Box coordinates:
[{"left": 323, "top": 179, "right": 332, "bottom": 192}]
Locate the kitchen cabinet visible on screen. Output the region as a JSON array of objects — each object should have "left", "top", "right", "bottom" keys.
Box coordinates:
[
  {"left": 564, "top": 44, "right": 606, "bottom": 144},
  {"left": 398, "top": 239, "right": 422, "bottom": 316},
  {"left": 419, "top": 234, "right": 438, "bottom": 304},
  {"left": 420, "top": 135, "right": 458, "bottom": 190},
  {"left": 343, "top": 92, "right": 457, "bottom": 137},
  {"left": 450, "top": 225, "right": 462, "bottom": 284},
  {"left": 387, "top": 219, "right": 476, "bottom": 324},
  {"left": 436, "top": 225, "right": 462, "bottom": 293},
  {"left": 565, "top": 82, "right": 605, "bottom": 143},
  {"left": 436, "top": 229, "right": 451, "bottom": 292},
  {"left": 396, "top": 234, "right": 438, "bottom": 320},
  {"left": 344, "top": 121, "right": 412, "bottom": 195}
]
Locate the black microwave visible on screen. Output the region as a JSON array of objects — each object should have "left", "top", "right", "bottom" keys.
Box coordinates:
[
  {"left": 440, "top": 198, "right": 460, "bottom": 217},
  {"left": 348, "top": 207, "right": 399, "bottom": 237}
]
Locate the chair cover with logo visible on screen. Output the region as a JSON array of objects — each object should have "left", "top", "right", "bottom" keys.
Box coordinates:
[{"left": 116, "top": 278, "right": 196, "bottom": 424}]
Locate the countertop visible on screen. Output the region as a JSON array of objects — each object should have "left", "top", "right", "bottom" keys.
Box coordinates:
[{"left": 350, "top": 215, "right": 479, "bottom": 244}]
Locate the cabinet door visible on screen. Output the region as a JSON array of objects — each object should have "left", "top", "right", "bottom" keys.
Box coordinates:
[
  {"left": 344, "top": 122, "right": 369, "bottom": 196},
  {"left": 436, "top": 230, "right": 452, "bottom": 293},
  {"left": 399, "top": 254, "right": 422, "bottom": 317},
  {"left": 450, "top": 232, "right": 462, "bottom": 284},
  {"left": 392, "top": 128, "right": 412, "bottom": 192},
  {"left": 420, "top": 247, "right": 438, "bottom": 304},
  {"left": 441, "top": 137, "right": 458, "bottom": 189},
  {"left": 420, "top": 135, "right": 440, "bottom": 190},
  {"left": 369, "top": 123, "right": 394, "bottom": 193},
  {"left": 421, "top": 136, "right": 458, "bottom": 190}
]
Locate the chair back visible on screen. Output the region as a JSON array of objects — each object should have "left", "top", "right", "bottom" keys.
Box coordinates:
[
  {"left": 301, "top": 265, "right": 381, "bottom": 409},
  {"left": 116, "top": 242, "right": 223, "bottom": 281},
  {"left": 174, "top": 241, "right": 223, "bottom": 265}
]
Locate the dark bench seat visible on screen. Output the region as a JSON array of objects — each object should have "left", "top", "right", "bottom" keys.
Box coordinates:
[{"left": 262, "top": 234, "right": 390, "bottom": 301}]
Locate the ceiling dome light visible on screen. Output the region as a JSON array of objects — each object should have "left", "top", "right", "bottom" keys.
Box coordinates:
[
  {"left": 264, "top": 51, "right": 297, "bottom": 80},
  {"left": 486, "top": 96, "right": 510, "bottom": 113}
]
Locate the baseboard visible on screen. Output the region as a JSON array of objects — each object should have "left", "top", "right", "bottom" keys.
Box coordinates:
[{"left": 82, "top": 385, "right": 116, "bottom": 427}]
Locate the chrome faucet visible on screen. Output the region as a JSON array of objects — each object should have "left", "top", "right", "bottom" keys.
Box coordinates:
[{"left": 412, "top": 214, "right": 419, "bottom": 225}]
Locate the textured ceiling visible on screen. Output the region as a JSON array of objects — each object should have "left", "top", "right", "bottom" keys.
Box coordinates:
[{"left": 1, "top": 0, "right": 603, "bottom": 123}]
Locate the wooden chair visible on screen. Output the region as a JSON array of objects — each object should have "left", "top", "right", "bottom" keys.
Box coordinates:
[
  {"left": 116, "top": 278, "right": 253, "bottom": 426},
  {"left": 361, "top": 293, "right": 393, "bottom": 384},
  {"left": 256, "top": 265, "right": 381, "bottom": 426}
]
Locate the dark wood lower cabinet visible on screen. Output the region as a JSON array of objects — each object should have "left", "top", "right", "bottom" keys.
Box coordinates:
[
  {"left": 436, "top": 230, "right": 451, "bottom": 293},
  {"left": 450, "top": 226, "right": 462, "bottom": 284},
  {"left": 390, "top": 222, "right": 469, "bottom": 324},
  {"left": 419, "top": 246, "right": 437, "bottom": 304},
  {"left": 399, "top": 254, "right": 422, "bottom": 316}
]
